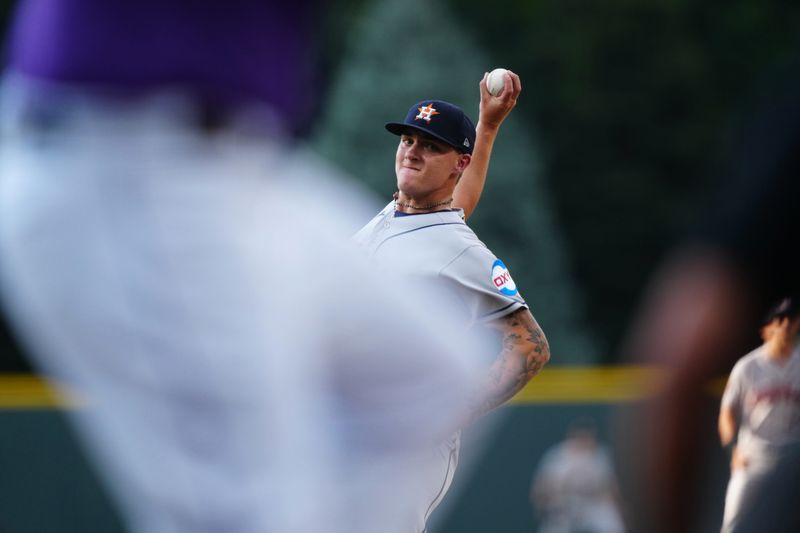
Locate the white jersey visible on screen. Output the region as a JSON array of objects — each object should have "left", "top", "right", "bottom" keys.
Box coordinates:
[
  {"left": 354, "top": 201, "right": 527, "bottom": 532},
  {"left": 721, "top": 345, "right": 800, "bottom": 456},
  {"left": 720, "top": 344, "right": 800, "bottom": 532},
  {"left": 354, "top": 201, "right": 528, "bottom": 327}
]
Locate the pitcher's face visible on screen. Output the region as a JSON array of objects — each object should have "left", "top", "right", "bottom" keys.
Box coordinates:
[{"left": 395, "top": 131, "right": 468, "bottom": 198}]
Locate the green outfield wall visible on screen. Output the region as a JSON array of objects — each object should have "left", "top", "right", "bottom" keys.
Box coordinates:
[{"left": 0, "top": 368, "right": 729, "bottom": 533}]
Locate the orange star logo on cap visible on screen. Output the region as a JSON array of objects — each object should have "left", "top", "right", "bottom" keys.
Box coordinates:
[{"left": 415, "top": 104, "right": 440, "bottom": 123}]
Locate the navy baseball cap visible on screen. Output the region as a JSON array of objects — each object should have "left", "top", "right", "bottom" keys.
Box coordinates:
[
  {"left": 761, "top": 296, "right": 800, "bottom": 325},
  {"left": 385, "top": 100, "right": 476, "bottom": 154}
]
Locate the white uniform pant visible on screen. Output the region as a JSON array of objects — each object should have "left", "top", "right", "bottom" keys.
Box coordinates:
[
  {"left": 0, "top": 74, "right": 480, "bottom": 533},
  {"left": 721, "top": 446, "right": 800, "bottom": 533},
  {"left": 414, "top": 433, "right": 461, "bottom": 533}
]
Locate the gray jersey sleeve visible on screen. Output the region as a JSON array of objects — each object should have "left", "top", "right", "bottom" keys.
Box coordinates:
[
  {"left": 438, "top": 245, "right": 527, "bottom": 325},
  {"left": 721, "top": 357, "right": 746, "bottom": 410}
]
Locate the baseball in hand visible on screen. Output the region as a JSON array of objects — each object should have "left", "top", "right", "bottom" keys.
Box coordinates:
[{"left": 487, "top": 68, "right": 509, "bottom": 96}]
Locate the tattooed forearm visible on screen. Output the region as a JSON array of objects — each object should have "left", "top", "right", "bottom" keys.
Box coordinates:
[{"left": 470, "top": 308, "right": 550, "bottom": 422}]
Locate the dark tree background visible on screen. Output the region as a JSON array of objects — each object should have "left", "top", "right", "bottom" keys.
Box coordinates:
[
  {"left": 1, "top": 0, "right": 799, "bottom": 370},
  {"left": 438, "top": 0, "right": 800, "bottom": 358}
]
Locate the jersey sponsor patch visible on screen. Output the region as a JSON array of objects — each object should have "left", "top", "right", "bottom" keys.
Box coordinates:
[{"left": 491, "top": 259, "right": 518, "bottom": 296}]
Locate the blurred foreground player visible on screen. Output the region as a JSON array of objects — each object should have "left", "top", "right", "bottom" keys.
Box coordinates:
[
  {"left": 354, "top": 72, "right": 551, "bottom": 532},
  {"left": 718, "top": 297, "right": 800, "bottom": 533},
  {"left": 0, "top": 2, "right": 484, "bottom": 532}
]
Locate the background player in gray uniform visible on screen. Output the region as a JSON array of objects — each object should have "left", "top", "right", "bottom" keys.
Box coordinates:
[
  {"left": 718, "top": 297, "right": 800, "bottom": 533},
  {"left": 353, "top": 74, "right": 550, "bottom": 532}
]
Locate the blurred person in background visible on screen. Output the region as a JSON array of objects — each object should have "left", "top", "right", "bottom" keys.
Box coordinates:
[
  {"left": 531, "top": 418, "right": 625, "bottom": 533},
  {"left": 0, "top": 1, "right": 488, "bottom": 532},
  {"left": 718, "top": 297, "right": 800, "bottom": 533},
  {"left": 619, "top": 54, "right": 800, "bottom": 533}
]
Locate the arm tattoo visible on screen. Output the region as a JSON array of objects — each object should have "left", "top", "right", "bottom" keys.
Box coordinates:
[{"left": 472, "top": 308, "right": 550, "bottom": 420}]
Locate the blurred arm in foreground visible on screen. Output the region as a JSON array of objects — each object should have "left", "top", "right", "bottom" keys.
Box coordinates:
[{"left": 618, "top": 56, "right": 800, "bottom": 533}]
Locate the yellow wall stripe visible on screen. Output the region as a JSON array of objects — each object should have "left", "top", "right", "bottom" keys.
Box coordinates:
[
  {"left": 508, "top": 365, "right": 669, "bottom": 404},
  {"left": 0, "top": 366, "right": 726, "bottom": 410},
  {"left": 0, "top": 374, "right": 84, "bottom": 409}
]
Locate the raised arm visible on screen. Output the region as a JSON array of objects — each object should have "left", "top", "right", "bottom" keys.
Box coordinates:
[
  {"left": 467, "top": 307, "right": 549, "bottom": 422},
  {"left": 453, "top": 70, "right": 522, "bottom": 220}
]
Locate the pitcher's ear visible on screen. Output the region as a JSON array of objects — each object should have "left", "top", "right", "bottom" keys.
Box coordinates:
[{"left": 456, "top": 154, "right": 472, "bottom": 172}]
